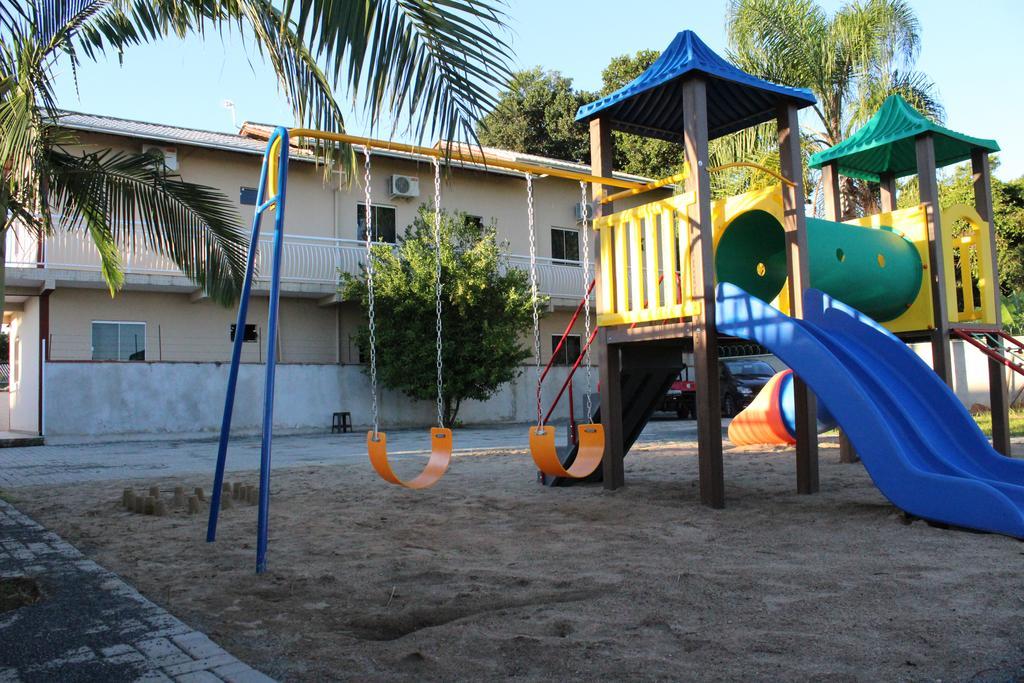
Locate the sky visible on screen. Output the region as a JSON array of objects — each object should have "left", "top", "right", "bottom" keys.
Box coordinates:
[{"left": 51, "top": 0, "right": 1024, "bottom": 180}]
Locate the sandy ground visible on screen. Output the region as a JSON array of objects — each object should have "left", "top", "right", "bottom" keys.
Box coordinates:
[{"left": 8, "top": 438, "right": 1024, "bottom": 682}]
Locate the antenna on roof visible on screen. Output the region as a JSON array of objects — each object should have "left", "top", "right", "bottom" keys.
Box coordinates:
[{"left": 221, "top": 100, "right": 237, "bottom": 129}]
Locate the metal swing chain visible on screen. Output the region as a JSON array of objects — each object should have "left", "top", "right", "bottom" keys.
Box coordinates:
[
  {"left": 363, "top": 147, "right": 380, "bottom": 436},
  {"left": 432, "top": 157, "right": 444, "bottom": 429},
  {"left": 580, "top": 181, "right": 594, "bottom": 419},
  {"left": 526, "top": 172, "right": 543, "bottom": 430}
]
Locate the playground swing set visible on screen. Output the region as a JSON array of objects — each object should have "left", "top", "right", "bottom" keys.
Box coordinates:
[{"left": 209, "top": 29, "right": 1024, "bottom": 574}]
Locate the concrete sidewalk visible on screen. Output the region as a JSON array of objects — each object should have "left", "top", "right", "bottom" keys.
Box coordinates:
[
  {"left": 0, "top": 417, "right": 700, "bottom": 489},
  {"left": 0, "top": 499, "right": 272, "bottom": 682}
]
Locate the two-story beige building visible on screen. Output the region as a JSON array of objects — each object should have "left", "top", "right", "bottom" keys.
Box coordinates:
[{"left": 4, "top": 112, "right": 664, "bottom": 437}]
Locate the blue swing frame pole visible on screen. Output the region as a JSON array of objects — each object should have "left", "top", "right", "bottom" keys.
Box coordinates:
[
  {"left": 206, "top": 129, "right": 290, "bottom": 572},
  {"left": 255, "top": 132, "right": 290, "bottom": 574}
]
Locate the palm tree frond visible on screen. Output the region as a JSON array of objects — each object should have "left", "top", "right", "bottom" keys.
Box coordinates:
[
  {"left": 44, "top": 149, "right": 248, "bottom": 304},
  {"left": 288, "top": 0, "right": 515, "bottom": 147},
  {"left": 235, "top": 0, "right": 351, "bottom": 179}
]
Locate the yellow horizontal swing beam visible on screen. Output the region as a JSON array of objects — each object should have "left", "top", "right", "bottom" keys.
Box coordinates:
[
  {"left": 284, "top": 129, "right": 650, "bottom": 191},
  {"left": 596, "top": 161, "right": 795, "bottom": 206}
]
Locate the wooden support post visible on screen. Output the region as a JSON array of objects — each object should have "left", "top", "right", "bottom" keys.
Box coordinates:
[
  {"left": 821, "top": 162, "right": 842, "bottom": 221},
  {"left": 879, "top": 172, "right": 897, "bottom": 213},
  {"left": 590, "top": 117, "right": 625, "bottom": 490},
  {"left": 916, "top": 134, "right": 953, "bottom": 386},
  {"left": 972, "top": 149, "right": 1011, "bottom": 455},
  {"left": 822, "top": 162, "right": 859, "bottom": 464},
  {"left": 778, "top": 103, "right": 818, "bottom": 494},
  {"left": 683, "top": 79, "right": 724, "bottom": 509}
]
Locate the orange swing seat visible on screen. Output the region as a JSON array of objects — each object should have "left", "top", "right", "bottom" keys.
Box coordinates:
[
  {"left": 529, "top": 423, "right": 605, "bottom": 479},
  {"left": 368, "top": 428, "right": 453, "bottom": 489}
]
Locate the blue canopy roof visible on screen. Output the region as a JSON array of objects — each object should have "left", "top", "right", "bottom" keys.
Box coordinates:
[{"left": 576, "top": 30, "right": 816, "bottom": 142}]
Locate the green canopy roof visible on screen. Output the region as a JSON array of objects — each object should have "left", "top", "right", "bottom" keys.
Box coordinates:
[{"left": 808, "top": 95, "right": 999, "bottom": 182}]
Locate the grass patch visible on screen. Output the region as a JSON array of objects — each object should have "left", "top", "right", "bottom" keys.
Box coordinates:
[{"left": 972, "top": 408, "right": 1024, "bottom": 437}]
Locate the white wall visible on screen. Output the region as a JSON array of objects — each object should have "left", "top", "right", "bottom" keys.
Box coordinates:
[
  {"left": 44, "top": 362, "right": 593, "bottom": 436},
  {"left": 910, "top": 339, "right": 1023, "bottom": 409},
  {"left": 8, "top": 298, "right": 39, "bottom": 433}
]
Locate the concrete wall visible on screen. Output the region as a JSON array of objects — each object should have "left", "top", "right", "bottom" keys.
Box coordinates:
[
  {"left": 44, "top": 361, "right": 593, "bottom": 436},
  {"left": 50, "top": 289, "right": 582, "bottom": 368},
  {"left": 48, "top": 289, "right": 339, "bottom": 364},
  {"left": 8, "top": 297, "right": 39, "bottom": 433},
  {"left": 910, "top": 339, "right": 1024, "bottom": 409}
]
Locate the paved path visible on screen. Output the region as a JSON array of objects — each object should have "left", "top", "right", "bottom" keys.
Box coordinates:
[
  {"left": 0, "top": 499, "right": 272, "bottom": 682},
  {"left": 0, "top": 417, "right": 700, "bottom": 489}
]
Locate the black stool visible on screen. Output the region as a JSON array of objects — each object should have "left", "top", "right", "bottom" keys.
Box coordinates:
[{"left": 332, "top": 411, "right": 352, "bottom": 434}]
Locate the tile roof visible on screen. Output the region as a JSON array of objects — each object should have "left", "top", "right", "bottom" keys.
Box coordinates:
[
  {"left": 58, "top": 111, "right": 655, "bottom": 182},
  {"left": 58, "top": 111, "right": 274, "bottom": 157}
]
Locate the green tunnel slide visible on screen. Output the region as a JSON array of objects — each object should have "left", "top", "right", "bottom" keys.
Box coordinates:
[{"left": 714, "top": 211, "right": 922, "bottom": 322}]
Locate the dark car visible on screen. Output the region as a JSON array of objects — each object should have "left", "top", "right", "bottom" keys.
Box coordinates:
[
  {"left": 670, "top": 356, "right": 780, "bottom": 418},
  {"left": 719, "top": 357, "right": 777, "bottom": 416}
]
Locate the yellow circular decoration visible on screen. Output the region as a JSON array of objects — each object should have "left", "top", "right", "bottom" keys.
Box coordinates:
[
  {"left": 756, "top": 262, "right": 767, "bottom": 277},
  {"left": 877, "top": 253, "right": 886, "bottom": 268}
]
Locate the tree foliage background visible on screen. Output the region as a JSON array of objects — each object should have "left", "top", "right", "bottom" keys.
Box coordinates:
[
  {"left": 476, "top": 52, "right": 684, "bottom": 179},
  {"left": 475, "top": 68, "right": 590, "bottom": 162},
  {"left": 340, "top": 207, "right": 535, "bottom": 426}
]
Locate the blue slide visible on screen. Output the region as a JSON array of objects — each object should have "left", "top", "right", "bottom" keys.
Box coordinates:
[{"left": 716, "top": 282, "right": 1024, "bottom": 538}]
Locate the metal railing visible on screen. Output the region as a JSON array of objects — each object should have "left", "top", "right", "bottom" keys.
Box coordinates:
[{"left": 4, "top": 226, "right": 584, "bottom": 298}]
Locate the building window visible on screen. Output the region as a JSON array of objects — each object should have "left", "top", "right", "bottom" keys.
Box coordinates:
[
  {"left": 466, "top": 215, "right": 484, "bottom": 229},
  {"left": 92, "top": 322, "right": 146, "bottom": 361},
  {"left": 357, "top": 204, "right": 398, "bottom": 243},
  {"left": 550, "top": 334, "right": 582, "bottom": 366},
  {"left": 551, "top": 227, "right": 580, "bottom": 263},
  {"left": 239, "top": 186, "right": 259, "bottom": 206},
  {"left": 230, "top": 323, "right": 258, "bottom": 343}
]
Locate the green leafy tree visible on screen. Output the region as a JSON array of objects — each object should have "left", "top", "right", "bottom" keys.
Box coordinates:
[
  {"left": 599, "top": 51, "right": 684, "bottom": 179},
  {"left": 477, "top": 68, "right": 591, "bottom": 162},
  {"left": 725, "top": 0, "right": 942, "bottom": 215},
  {"left": 341, "top": 207, "right": 535, "bottom": 427},
  {"left": 477, "top": 55, "right": 687, "bottom": 178},
  {"left": 1, "top": 1, "right": 513, "bottom": 311}
]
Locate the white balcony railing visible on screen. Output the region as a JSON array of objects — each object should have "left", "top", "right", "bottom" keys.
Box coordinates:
[{"left": 5, "top": 227, "right": 586, "bottom": 300}]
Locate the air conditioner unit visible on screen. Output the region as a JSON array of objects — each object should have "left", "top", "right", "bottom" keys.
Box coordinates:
[
  {"left": 574, "top": 201, "right": 595, "bottom": 222},
  {"left": 142, "top": 144, "right": 179, "bottom": 171},
  {"left": 388, "top": 174, "right": 420, "bottom": 199}
]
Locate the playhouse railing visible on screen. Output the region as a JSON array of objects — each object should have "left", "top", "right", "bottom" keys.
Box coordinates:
[
  {"left": 594, "top": 191, "right": 697, "bottom": 326},
  {"left": 941, "top": 204, "right": 997, "bottom": 325}
]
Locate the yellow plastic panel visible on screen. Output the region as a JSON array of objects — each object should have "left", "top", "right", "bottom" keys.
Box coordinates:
[
  {"left": 941, "top": 204, "right": 997, "bottom": 325},
  {"left": 599, "top": 224, "right": 615, "bottom": 313},
  {"left": 644, "top": 212, "right": 661, "bottom": 309},
  {"left": 614, "top": 222, "right": 629, "bottom": 315},
  {"left": 660, "top": 208, "right": 679, "bottom": 307},
  {"left": 844, "top": 205, "right": 932, "bottom": 334},
  {"left": 628, "top": 219, "right": 644, "bottom": 312},
  {"left": 593, "top": 192, "right": 695, "bottom": 326}
]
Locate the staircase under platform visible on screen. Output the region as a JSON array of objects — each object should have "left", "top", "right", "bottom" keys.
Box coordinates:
[{"left": 540, "top": 343, "right": 686, "bottom": 487}]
